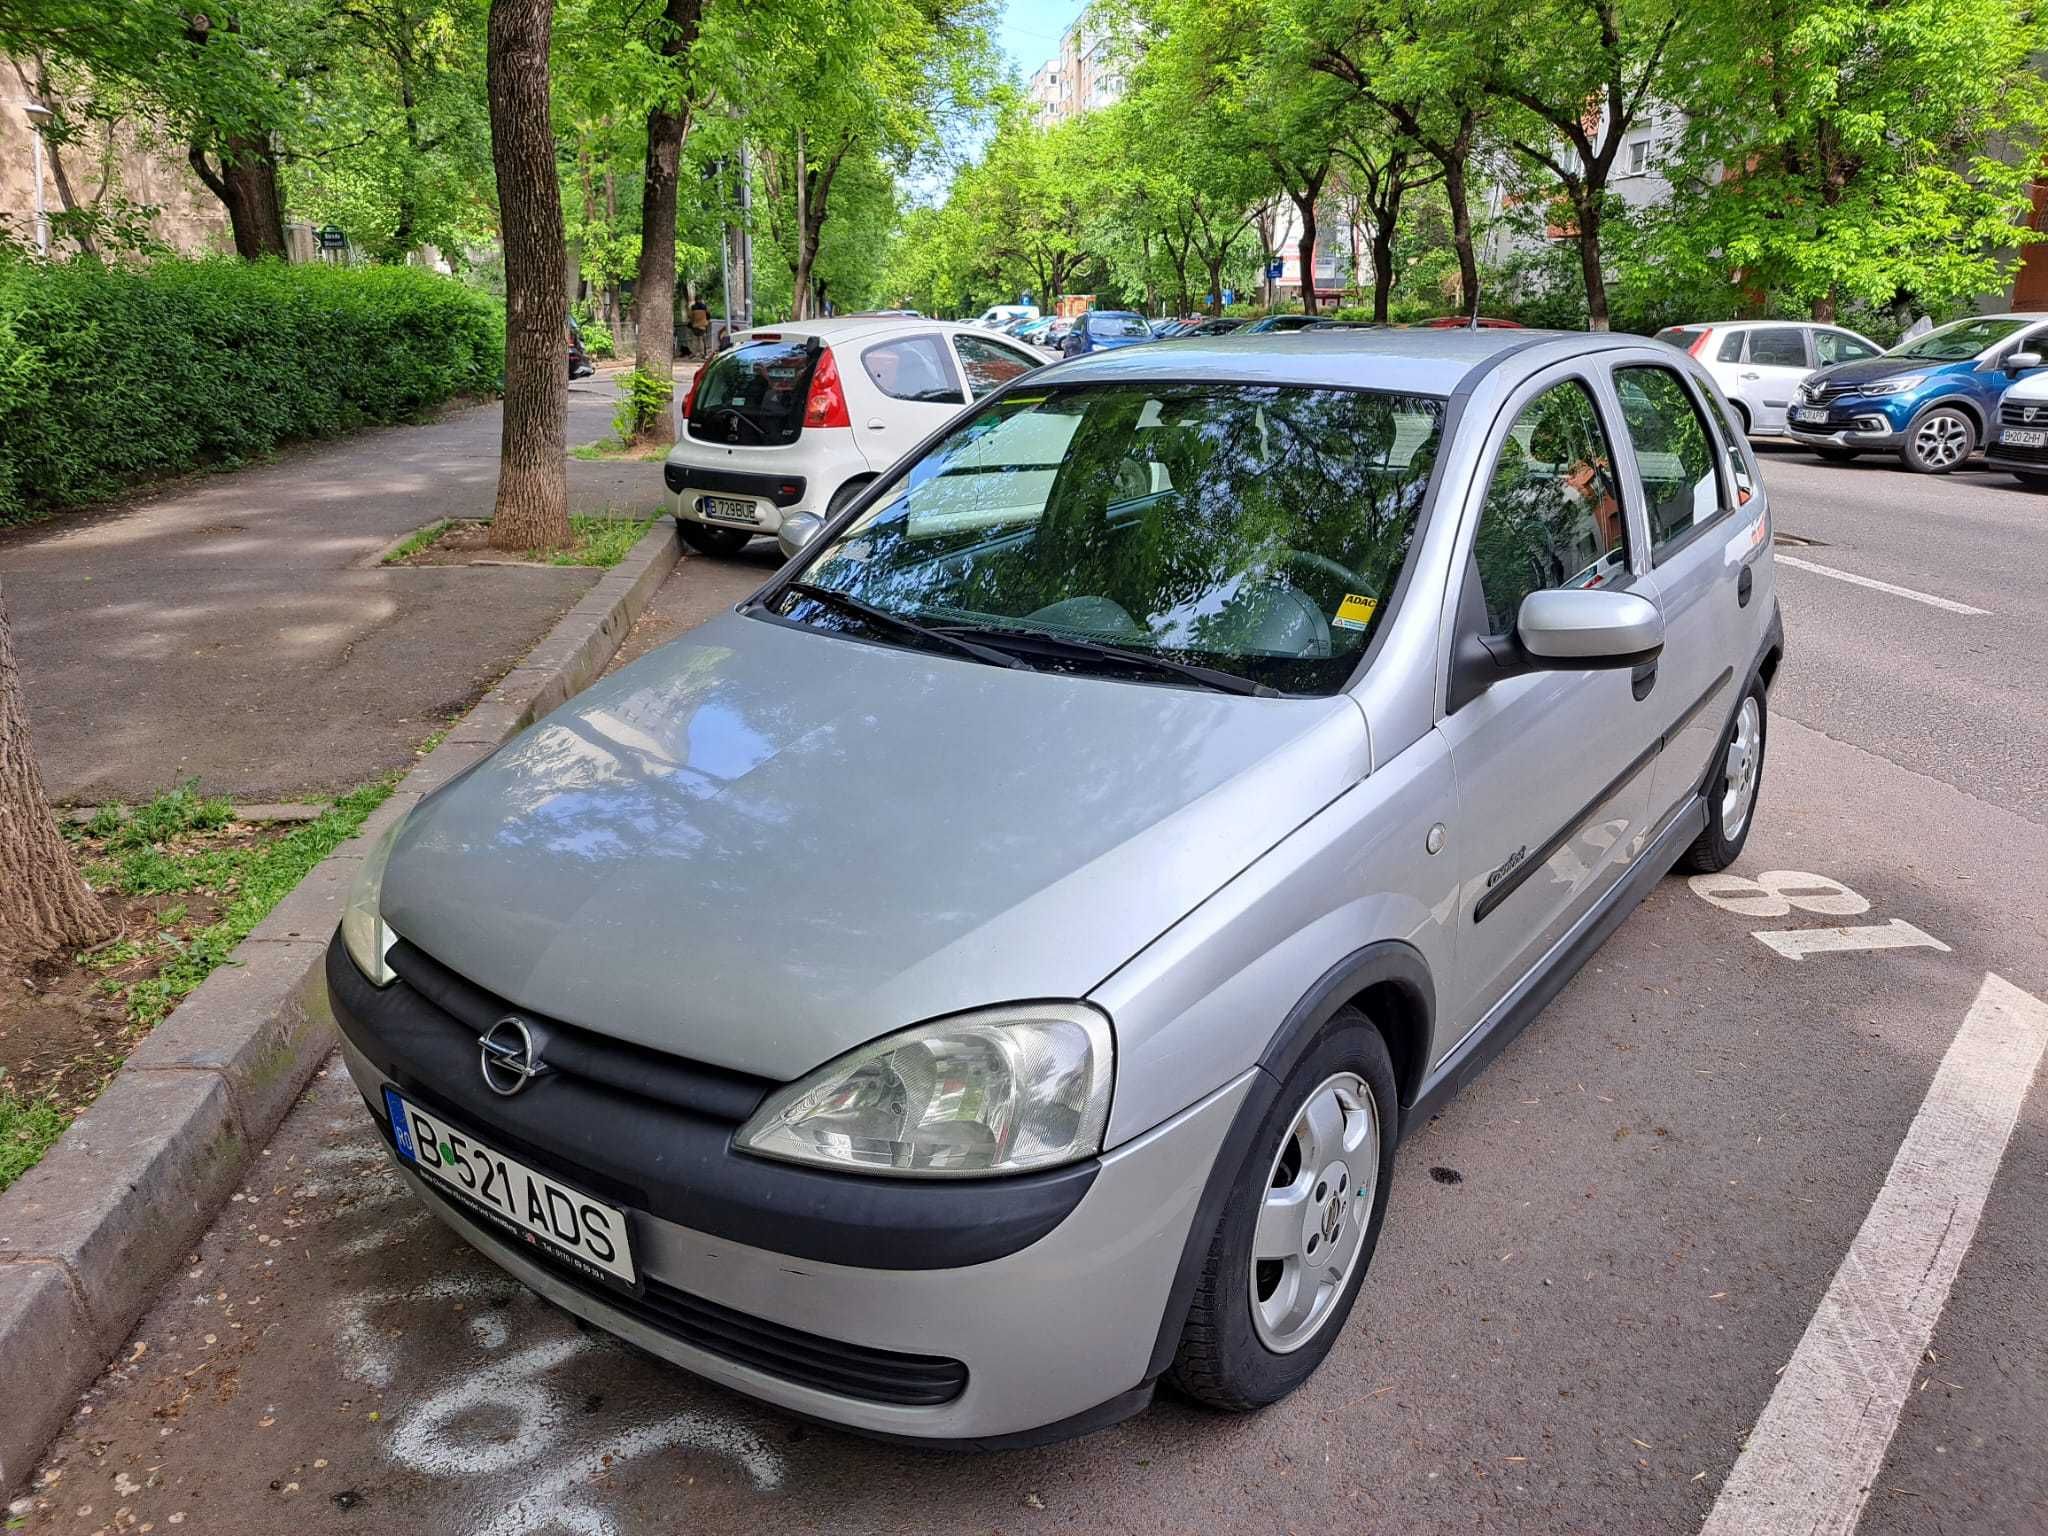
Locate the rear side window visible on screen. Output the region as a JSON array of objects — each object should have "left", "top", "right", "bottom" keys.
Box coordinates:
[
  {"left": 1747, "top": 328, "right": 1809, "bottom": 367},
  {"left": 1615, "top": 366, "right": 1723, "bottom": 557},
  {"left": 686, "top": 340, "right": 820, "bottom": 447},
  {"left": 1717, "top": 332, "right": 1746, "bottom": 362},
  {"left": 1471, "top": 379, "right": 1630, "bottom": 634},
  {"left": 954, "top": 334, "right": 1037, "bottom": 399},
  {"left": 862, "top": 335, "right": 964, "bottom": 404}
]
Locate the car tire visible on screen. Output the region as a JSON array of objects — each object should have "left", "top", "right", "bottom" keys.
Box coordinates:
[
  {"left": 1813, "top": 446, "right": 1860, "bottom": 463},
  {"left": 1678, "top": 678, "right": 1767, "bottom": 875},
  {"left": 1730, "top": 401, "right": 1752, "bottom": 437},
  {"left": 827, "top": 477, "right": 874, "bottom": 517},
  {"left": 1900, "top": 405, "right": 1976, "bottom": 474},
  {"left": 1168, "top": 1010, "right": 1397, "bottom": 1413},
  {"left": 677, "top": 520, "right": 753, "bottom": 557},
  {"left": 2014, "top": 471, "right": 2048, "bottom": 490}
]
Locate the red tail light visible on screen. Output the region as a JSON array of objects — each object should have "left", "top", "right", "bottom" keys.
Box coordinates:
[
  {"left": 1688, "top": 329, "right": 1711, "bottom": 357},
  {"left": 680, "top": 366, "right": 705, "bottom": 420},
  {"left": 803, "top": 346, "right": 850, "bottom": 429}
]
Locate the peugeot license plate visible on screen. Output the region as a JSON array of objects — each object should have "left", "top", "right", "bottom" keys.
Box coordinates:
[
  {"left": 2000, "top": 427, "right": 2047, "bottom": 448},
  {"left": 699, "top": 495, "right": 760, "bottom": 525},
  {"left": 1790, "top": 406, "right": 1830, "bottom": 425},
  {"left": 384, "top": 1088, "right": 636, "bottom": 1285}
]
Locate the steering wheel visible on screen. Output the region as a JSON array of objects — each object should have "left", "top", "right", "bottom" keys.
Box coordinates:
[
  {"left": 696, "top": 404, "right": 768, "bottom": 444},
  {"left": 1274, "top": 547, "right": 1376, "bottom": 598}
]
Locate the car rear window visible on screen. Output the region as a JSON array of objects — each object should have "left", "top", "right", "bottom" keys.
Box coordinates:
[
  {"left": 1089, "top": 313, "right": 1151, "bottom": 338},
  {"left": 687, "top": 339, "right": 820, "bottom": 446},
  {"left": 1655, "top": 327, "right": 1706, "bottom": 353}
]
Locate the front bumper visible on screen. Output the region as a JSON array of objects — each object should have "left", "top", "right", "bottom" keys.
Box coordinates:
[
  {"left": 1785, "top": 404, "right": 1904, "bottom": 449},
  {"left": 328, "top": 938, "right": 1252, "bottom": 1442}
]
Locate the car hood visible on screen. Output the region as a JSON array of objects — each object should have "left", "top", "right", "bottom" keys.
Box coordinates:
[
  {"left": 380, "top": 612, "right": 1368, "bottom": 1082},
  {"left": 1810, "top": 354, "right": 1957, "bottom": 389}
]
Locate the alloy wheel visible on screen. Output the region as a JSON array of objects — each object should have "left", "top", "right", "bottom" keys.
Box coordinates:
[
  {"left": 1248, "top": 1072, "right": 1380, "bottom": 1353},
  {"left": 1912, "top": 411, "right": 1971, "bottom": 470},
  {"left": 1721, "top": 694, "right": 1762, "bottom": 841}
]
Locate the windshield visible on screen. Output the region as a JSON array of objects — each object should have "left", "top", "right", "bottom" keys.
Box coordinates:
[
  {"left": 687, "top": 339, "right": 819, "bottom": 446},
  {"left": 1890, "top": 317, "right": 2028, "bottom": 362},
  {"left": 775, "top": 381, "right": 1446, "bottom": 694},
  {"left": 1088, "top": 312, "right": 1151, "bottom": 338}
]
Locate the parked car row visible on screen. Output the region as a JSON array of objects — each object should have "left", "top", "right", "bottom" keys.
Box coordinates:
[{"left": 1658, "top": 312, "right": 2048, "bottom": 484}]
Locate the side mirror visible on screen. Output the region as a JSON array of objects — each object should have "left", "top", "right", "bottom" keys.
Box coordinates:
[
  {"left": 776, "top": 511, "right": 824, "bottom": 561},
  {"left": 1516, "top": 588, "right": 1664, "bottom": 669},
  {"left": 2007, "top": 351, "right": 2043, "bottom": 374}
]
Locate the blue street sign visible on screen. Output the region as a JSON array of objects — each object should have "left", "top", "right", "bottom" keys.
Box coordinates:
[
  {"left": 1222, "top": 288, "right": 1235, "bottom": 305},
  {"left": 1267, "top": 261, "right": 1284, "bottom": 280}
]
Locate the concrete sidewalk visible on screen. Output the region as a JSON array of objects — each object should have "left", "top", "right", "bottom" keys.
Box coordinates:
[{"left": 2, "top": 374, "right": 674, "bottom": 805}]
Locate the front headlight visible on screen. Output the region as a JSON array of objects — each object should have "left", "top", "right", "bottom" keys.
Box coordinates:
[
  {"left": 1858, "top": 374, "right": 1925, "bottom": 396},
  {"left": 340, "top": 810, "right": 409, "bottom": 987},
  {"left": 736, "top": 1003, "right": 1114, "bottom": 1177}
]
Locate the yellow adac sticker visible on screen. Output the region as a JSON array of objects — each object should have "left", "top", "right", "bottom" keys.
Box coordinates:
[{"left": 1333, "top": 593, "right": 1378, "bottom": 632}]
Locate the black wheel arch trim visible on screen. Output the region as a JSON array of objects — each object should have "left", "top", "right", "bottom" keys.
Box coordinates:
[{"left": 1142, "top": 939, "right": 1435, "bottom": 1381}]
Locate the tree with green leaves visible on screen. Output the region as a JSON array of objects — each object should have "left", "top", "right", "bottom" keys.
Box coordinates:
[{"left": 1659, "top": 0, "right": 2048, "bottom": 322}]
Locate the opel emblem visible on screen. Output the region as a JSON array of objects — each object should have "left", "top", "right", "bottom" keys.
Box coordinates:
[{"left": 479, "top": 1016, "right": 550, "bottom": 1096}]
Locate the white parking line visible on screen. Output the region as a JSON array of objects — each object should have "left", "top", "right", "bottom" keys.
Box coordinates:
[
  {"left": 1699, "top": 971, "right": 2048, "bottom": 1536},
  {"left": 1775, "top": 554, "right": 1991, "bottom": 616}
]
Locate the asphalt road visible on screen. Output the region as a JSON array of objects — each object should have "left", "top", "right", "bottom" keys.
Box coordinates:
[
  {"left": 11, "top": 451, "right": 2047, "bottom": 1536},
  {"left": 1, "top": 375, "right": 660, "bottom": 806}
]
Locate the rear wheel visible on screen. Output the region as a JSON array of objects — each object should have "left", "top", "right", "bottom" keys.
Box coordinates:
[
  {"left": 1900, "top": 405, "right": 1975, "bottom": 473},
  {"left": 678, "top": 520, "right": 753, "bottom": 557},
  {"left": 827, "top": 476, "right": 874, "bottom": 517},
  {"left": 1169, "top": 1012, "right": 1397, "bottom": 1412},
  {"left": 1678, "top": 679, "right": 1767, "bottom": 874}
]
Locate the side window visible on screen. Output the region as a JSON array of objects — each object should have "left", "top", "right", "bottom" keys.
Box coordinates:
[
  {"left": 954, "top": 334, "right": 1038, "bottom": 399},
  {"left": 1747, "top": 328, "right": 1809, "bottom": 367},
  {"left": 1717, "top": 331, "right": 1746, "bottom": 363},
  {"left": 1469, "top": 380, "right": 1630, "bottom": 634},
  {"left": 1615, "top": 366, "right": 1723, "bottom": 556},
  {"left": 1815, "top": 330, "right": 1880, "bottom": 365},
  {"left": 1702, "top": 388, "right": 1759, "bottom": 504},
  {"left": 861, "top": 335, "right": 964, "bottom": 405}
]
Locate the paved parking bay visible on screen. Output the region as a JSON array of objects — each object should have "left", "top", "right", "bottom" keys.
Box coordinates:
[{"left": 12, "top": 459, "right": 2048, "bottom": 1536}]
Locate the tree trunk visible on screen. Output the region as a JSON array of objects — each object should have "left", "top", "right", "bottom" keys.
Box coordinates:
[
  {"left": 1811, "top": 289, "right": 1837, "bottom": 323},
  {"left": 1577, "top": 196, "right": 1608, "bottom": 331},
  {"left": 1204, "top": 256, "right": 1225, "bottom": 313},
  {"left": 189, "top": 138, "right": 287, "bottom": 260},
  {"left": 1371, "top": 216, "right": 1397, "bottom": 324},
  {"left": 0, "top": 580, "right": 113, "bottom": 971},
  {"left": 486, "top": 0, "right": 570, "bottom": 552},
  {"left": 627, "top": 0, "right": 703, "bottom": 449},
  {"left": 1444, "top": 156, "right": 1477, "bottom": 317},
  {"left": 1294, "top": 195, "right": 1319, "bottom": 316}
]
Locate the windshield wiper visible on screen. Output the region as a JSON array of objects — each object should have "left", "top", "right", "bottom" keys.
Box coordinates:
[
  {"left": 781, "top": 583, "right": 1030, "bottom": 672},
  {"left": 934, "top": 624, "right": 1281, "bottom": 698}
]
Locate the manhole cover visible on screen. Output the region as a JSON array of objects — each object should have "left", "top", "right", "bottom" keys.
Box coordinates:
[{"left": 1773, "top": 531, "right": 1827, "bottom": 547}]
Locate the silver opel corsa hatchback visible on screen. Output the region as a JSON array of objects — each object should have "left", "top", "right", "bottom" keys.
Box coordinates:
[{"left": 329, "top": 328, "right": 1781, "bottom": 1445}]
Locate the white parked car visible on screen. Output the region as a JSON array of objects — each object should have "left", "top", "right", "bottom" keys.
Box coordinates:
[
  {"left": 667, "top": 318, "right": 1045, "bottom": 555},
  {"left": 1980, "top": 363, "right": 2048, "bottom": 488},
  {"left": 1654, "top": 321, "right": 1883, "bottom": 436},
  {"left": 975, "top": 303, "right": 1039, "bottom": 329}
]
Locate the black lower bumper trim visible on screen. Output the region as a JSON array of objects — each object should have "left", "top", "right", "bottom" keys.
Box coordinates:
[
  {"left": 326, "top": 935, "right": 1097, "bottom": 1270},
  {"left": 663, "top": 462, "right": 808, "bottom": 506}
]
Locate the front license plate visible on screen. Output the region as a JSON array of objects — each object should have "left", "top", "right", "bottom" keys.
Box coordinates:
[
  {"left": 698, "top": 495, "right": 760, "bottom": 525},
  {"left": 1790, "top": 406, "right": 1830, "bottom": 425},
  {"left": 383, "top": 1088, "right": 636, "bottom": 1285},
  {"left": 2000, "top": 427, "right": 2046, "bottom": 448}
]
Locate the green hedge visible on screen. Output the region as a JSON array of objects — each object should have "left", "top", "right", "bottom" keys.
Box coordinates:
[{"left": 0, "top": 257, "right": 504, "bottom": 524}]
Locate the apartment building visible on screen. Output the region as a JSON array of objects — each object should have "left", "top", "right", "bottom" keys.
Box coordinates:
[{"left": 1024, "top": 13, "right": 1128, "bottom": 125}]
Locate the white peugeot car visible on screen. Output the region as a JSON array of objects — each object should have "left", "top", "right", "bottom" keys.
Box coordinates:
[
  {"left": 1654, "top": 321, "right": 1882, "bottom": 437},
  {"left": 667, "top": 317, "right": 1045, "bottom": 556}
]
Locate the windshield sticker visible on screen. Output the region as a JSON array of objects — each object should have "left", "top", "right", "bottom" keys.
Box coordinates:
[{"left": 1333, "top": 593, "right": 1378, "bottom": 632}]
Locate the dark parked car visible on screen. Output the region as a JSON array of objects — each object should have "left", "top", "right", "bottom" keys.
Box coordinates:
[
  {"left": 1061, "top": 310, "right": 1155, "bottom": 357},
  {"left": 567, "top": 318, "right": 595, "bottom": 380}
]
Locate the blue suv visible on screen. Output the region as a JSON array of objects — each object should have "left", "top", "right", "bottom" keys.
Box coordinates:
[
  {"left": 1059, "top": 310, "right": 1155, "bottom": 358},
  {"left": 1787, "top": 313, "right": 2048, "bottom": 473}
]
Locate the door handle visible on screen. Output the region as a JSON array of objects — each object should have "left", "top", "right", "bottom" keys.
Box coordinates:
[{"left": 1738, "top": 565, "right": 1754, "bottom": 607}]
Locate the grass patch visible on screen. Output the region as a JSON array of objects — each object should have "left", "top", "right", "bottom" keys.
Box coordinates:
[
  {"left": 0, "top": 1091, "right": 68, "bottom": 1188},
  {"left": 557, "top": 514, "right": 653, "bottom": 567},
  {"left": 569, "top": 437, "right": 667, "bottom": 462},
  {"left": 382, "top": 519, "right": 452, "bottom": 564},
  {"left": 79, "top": 778, "right": 397, "bottom": 1030}
]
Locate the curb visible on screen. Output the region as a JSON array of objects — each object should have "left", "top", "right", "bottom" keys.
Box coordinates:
[{"left": 0, "top": 518, "right": 681, "bottom": 1494}]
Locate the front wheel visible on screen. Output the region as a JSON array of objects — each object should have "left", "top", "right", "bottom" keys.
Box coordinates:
[
  {"left": 678, "top": 520, "right": 753, "bottom": 557},
  {"left": 1678, "top": 679, "right": 1767, "bottom": 874},
  {"left": 1901, "top": 406, "right": 1975, "bottom": 474},
  {"left": 1168, "top": 1011, "right": 1397, "bottom": 1412}
]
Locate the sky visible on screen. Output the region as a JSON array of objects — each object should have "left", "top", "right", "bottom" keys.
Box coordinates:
[{"left": 997, "top": 0, "right": 1087, "bottom": 81}]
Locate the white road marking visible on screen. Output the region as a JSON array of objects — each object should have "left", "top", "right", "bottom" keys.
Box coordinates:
[
  {"left": 1750, "top": 918, "right": 1950, "bottom": 961},
  {"left": 1775, "top": 554, "right": 1991, "bottom": 616},
  {"left": 1700, "top": 971, "right": 2048, "bottom": 1536}
]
